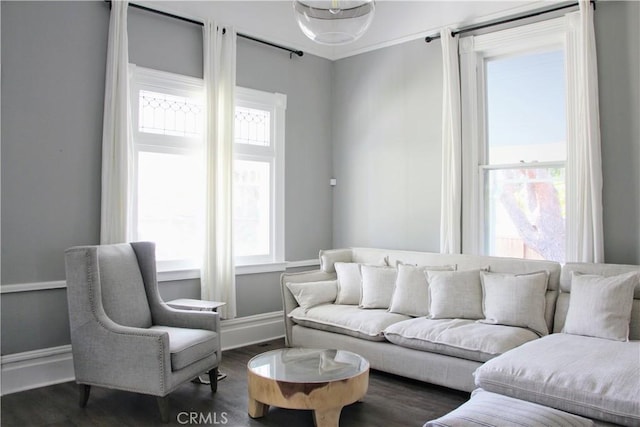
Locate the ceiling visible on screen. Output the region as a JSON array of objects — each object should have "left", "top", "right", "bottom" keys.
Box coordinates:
[{"left": 143, "top": 1, "right": 549, "bottom": 60}]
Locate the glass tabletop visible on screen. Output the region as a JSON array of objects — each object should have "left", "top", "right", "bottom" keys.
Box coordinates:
[{"left": 247, "top": 348, "right": 369, "bottom": 383}]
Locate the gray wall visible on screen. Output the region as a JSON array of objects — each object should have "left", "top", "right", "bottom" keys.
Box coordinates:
[
  {"left": 1, "top": 0, "right": 638, "bottom": 356},
  {"left": 596, "top": 1, "right": 640, "bottom": 264},
  {"left": 331, "top": 0, "right": 640, "bottom": 264},
  {"left": 2, "top": 1, "right": 107, "bottom": 284},
  {"left": 128, "top": 6, "right": 203, "bottom": 79},
  {"left": 1, "top": 1, "right": 333, "bottom": 354},
  {"left": 332, "top": 38, "right": 444, "bottom": 251}
]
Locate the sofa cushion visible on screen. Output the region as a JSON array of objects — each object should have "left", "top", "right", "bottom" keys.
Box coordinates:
[
  {"left": 563, "top": 271, "right": 637, "bottom": 341},
  {"left": 335, "top": 262, "right": 362, "bottom": 305},
  {"left": 479, "top": 271, "right": 549, "bottom": 337},
  {"left": 149, "top": 326, "right": 218, "bottom": 371},
  {"left": 384, "top": 317, "right": 539, "bottom": 363},
  {"left": 424, "top": 389, "right": 595, "bottom": 427},
  {"left": 360, "top": 265, "right": 397, "bottom": 309},
  {"left": 428, "top": 269, "right": 484, "bottom": 320},
  {"left": 286, "top": 280, "right": 337, "bottom": 312},
  {"left": 389, "top": 263, "right": 455, "bottom": 317},
  {"left": 288, "top": 304, "right": 410, "bottom": 341},
  {"left": 474, "top": 333, "right": 640, "bottom": 426}
]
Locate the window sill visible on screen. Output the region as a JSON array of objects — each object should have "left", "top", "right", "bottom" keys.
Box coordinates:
[
  {"left": 157, "top": 269, "right": 201, "bottom": 282},
  {"left": 235, "top": 262, "right": 288, "bottom": 276},
  {"left": 157, "top": 259, "right": 319, "bottom": 282}
]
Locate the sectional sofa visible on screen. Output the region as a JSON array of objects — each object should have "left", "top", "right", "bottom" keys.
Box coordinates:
[{"left": 280, "top": 247, "right": 639, "bottom": 426}]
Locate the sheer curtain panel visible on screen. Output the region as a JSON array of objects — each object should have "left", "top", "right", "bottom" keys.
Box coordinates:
[
  {"left": 202, "top": 22, "right": 237, "bottom": 319},
  {"left": 100, "top": 0, "right": 133, "bottom": 244},
  {"left": 566, "top": 0, "right": 604, "bottom": 262},
  {"left": 439, "top": 28, "right": 462, "bottom": 254}
]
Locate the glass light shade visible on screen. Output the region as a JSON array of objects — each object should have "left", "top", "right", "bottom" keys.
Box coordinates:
[{"left": 293, "top": 1, "right": 375, "bottom": 45}]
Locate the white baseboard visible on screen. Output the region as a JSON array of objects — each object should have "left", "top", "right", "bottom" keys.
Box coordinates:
[
  {"left": 1, "top": 345, "right": 75, "bottom": 396},
  {"left": 0, "top": 311, "right": 284, "bottom": 396},
  {"left": 220, "top": 310, "right": 284, "bottom": 351}
]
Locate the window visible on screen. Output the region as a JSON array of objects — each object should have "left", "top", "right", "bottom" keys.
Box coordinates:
[
  {"left": 461, "top": 18, "right": 569, "bottom": 262},
  {"left": 130, "top": 66, "right": 205, "bottom": 271},
  {"left": 233, "top": 88, "right": 286, "bottom": 266},
  {"left": 130, "top": 68, "right": 285, "bottom": 272}
]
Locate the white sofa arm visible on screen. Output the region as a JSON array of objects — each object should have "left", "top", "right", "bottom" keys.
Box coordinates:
[{"left": 280, "top": 269, "right": 336, "bottom": 346}]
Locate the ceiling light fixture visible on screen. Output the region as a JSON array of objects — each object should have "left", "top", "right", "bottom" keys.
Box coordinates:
[{"left": 293, "top": 0, "right": 376, "bottom": 45}]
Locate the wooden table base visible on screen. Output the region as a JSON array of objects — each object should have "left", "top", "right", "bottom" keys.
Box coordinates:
[
  {"left": 247, "top": 368, "right": 368, "bottom": 427},
  {"left": 313, "top": 406, "right": 342, "bottom": 427},
  {"left": 248, "top": 398, "right": 269, "bottom": 418}
]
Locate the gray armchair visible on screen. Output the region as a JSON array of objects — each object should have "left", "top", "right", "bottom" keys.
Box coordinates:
[{"left": 64, "top": 242, "right": 221, "bottom": 423}]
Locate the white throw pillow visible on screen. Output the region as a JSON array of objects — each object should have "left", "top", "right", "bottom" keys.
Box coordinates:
[
  {"left": 427, "top": 269, "right": 484, "bottom": 320},
  {"left": 478, "top": 271, "right": 550, "bottom": 336},
  {"left": 388, "top": 263, "right": 455, "bottom": 317},
  {"left": 335, "top": 262, "right": 362, "bottom": 305},
  {"left": 286, "top": 280, "right": 338, "bottom": 312},
  {"left": 360, "top": 265, "right": 397, "bottom": 309},
  {"left": 563, "top": 271, "right": 638, "bottom": 341}
]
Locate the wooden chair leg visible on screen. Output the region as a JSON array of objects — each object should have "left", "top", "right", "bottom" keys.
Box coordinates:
[
  {"left": 157, "top": 396, "right": 170, "bottom": 423},
  {"left": 208, "top": 367, "right": 218, "bottom": 393},
  {"left": 78, "top": 384, "right": 91, "bottom": 408}
]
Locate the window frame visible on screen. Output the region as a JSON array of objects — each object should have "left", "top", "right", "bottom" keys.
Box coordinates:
[
  {"left": 233, "top": 87, "right": 286, "bottom": 269},
  {"left": 129, "top": 65, "right": 205, "bottom": 272},
  {"left": 460, "top": 17, "right": 571, "bottom": 258},
  {"left": 128, "top": 68, "right": 287, "bottom": 276}
]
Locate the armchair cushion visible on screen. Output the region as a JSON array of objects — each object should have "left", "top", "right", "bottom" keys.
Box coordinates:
[{"left": 150, "top": 326, "right": 219, "bottom": 371}]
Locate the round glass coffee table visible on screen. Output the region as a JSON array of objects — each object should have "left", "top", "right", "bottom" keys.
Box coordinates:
[{"left": 247, "top": 348, "right": 369, "bottom": 427}]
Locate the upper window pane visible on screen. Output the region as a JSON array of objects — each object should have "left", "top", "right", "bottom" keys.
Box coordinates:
[
  {"left": 235, "top": 106, "right": 271, "bottom": 147},
  {"left": 139, "top": 90, "right": 203, "bottom": 137},
  {"left": 486, "top": 50, "right": 566, "bottom": 164}
]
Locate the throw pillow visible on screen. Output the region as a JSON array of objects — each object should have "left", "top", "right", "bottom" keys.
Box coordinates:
[
  {"left": 286, "top": 280, "right": 338, "bottom": 312},
  {"left": 427, "top": 269, "right": 484, "bottom": 320},
  {"left": 388, "top": 263, "right": 455, "bottom": 317},
  {"left": 478, "top": 271, "right": 550, "bottom": 336},
  {"left": 563, "top": 271, "right": 638, "bottom": 341},
  {"left": 335, "top": 262, "right": 362, "bottom": 305},
  {"left": 360, "top": 265, "right": 398, "bottom": 309}
]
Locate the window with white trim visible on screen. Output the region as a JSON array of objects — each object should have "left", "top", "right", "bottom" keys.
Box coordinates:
[
  {"left": 233, "top": 87, "right": 286, "bottom": 266},
  {"left": 130, "top": 66, "right": 205, "bottom": 271},
  {"left": 130, "top": 68, "right": 285, "bottom": 272},
  {"left": 460, "top": 18, "right": 570, "bottom": 263}
]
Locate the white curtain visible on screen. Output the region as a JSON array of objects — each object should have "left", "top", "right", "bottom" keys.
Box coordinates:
[
  {"left": 566, "top": 1, "right": 604, "bottom": 262},
  {"left": 439, "top": 28, "right": 462, "bottom": 254},
  {"left": 100, "top": 0, "right": 133, "bottom": 244},
  {"left": 202, "top": 22, "right": 237, "bottom": 319}
]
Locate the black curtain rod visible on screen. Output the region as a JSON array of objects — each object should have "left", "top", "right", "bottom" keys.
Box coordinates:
[
  {"left": 106, "top": 1, "right": 304, "bottom": 58},
  {"left": 425, "top": 1, "right": 594, "bottom": 43}
]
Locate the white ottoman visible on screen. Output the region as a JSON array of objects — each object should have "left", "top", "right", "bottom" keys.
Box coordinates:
[{"left": 424, "top": 389, "right": 595, "bottom": 427}]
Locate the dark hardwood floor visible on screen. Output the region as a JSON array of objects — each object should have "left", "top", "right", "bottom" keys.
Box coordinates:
[{"left": 1, "top": 339, "right": 469, "bottom": 427}]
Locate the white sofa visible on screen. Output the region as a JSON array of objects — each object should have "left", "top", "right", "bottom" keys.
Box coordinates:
[
  {"left": 472, "top": 262, "right": 640, "bottom": 426},
  {"left": 281, "top": 247, "right": 562, "bottom": 392},
  {"left": 281, "top": 248, "right": 640, "bottom": 426}
]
